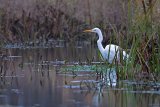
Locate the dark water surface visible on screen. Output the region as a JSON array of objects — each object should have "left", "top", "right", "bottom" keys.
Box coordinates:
[{"left": 0, "top": 42, "right": 160, "bottom": 107}]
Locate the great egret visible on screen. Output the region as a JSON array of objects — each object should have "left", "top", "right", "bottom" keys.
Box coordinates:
[{"left": 84, "top": 28, "right": 129, "bottom": 64}]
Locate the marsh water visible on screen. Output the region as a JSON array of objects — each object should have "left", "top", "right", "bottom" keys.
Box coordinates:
[{"left": 0, "top": 41, "right": 160, "bottom": 107}]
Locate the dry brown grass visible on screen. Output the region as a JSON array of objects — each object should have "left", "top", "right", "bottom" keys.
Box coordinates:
[{"left": 0, "top": 0, "right": 159, "bottom": 45}]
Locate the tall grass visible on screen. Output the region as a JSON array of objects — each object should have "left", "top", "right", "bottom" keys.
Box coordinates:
[
  {"left": 122, "top": 0, "right": 160, "bottom": 81},
  {"left": 0, "top": 0, "right": 133, "bottom": 44},
  {"left": 0, "top": 0, "right": 87, "bottom": 45}
]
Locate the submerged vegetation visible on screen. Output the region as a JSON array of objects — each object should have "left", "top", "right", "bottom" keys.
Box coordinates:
[{"left": 0, "top": 0, "right": 160, "bottom": 81}]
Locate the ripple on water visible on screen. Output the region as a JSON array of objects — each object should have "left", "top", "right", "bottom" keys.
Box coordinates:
[
  {"left": 11, "top": 89, "right": 23, "bottom": 94},
  {"left": 63, "top": 85, "right": 81, "bottom": 89},
  {"left": 1, "top": 74, "right": 25, "bottom": 78}
]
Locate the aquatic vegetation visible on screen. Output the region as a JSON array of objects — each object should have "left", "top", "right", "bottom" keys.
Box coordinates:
[
  {"left": 61, "top": 65, "right": 108, "bottom": 72},
  {"left": 60, "top": 64, "right": 117, "bottom": 87}
]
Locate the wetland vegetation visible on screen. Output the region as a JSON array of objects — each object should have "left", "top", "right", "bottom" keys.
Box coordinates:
[{"left": 0, "top": 0, "right": 160, "bottom": 107}]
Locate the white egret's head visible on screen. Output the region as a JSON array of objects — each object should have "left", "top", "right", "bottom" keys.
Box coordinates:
[
  {"left": 83, "top": 27, "right": 103, "bottom": 41},
  {"left": 91, "top": 28, "right": 101, "bottom": 33},
  {"left": 83, "top": 27, "right": 101, "bottom": 34}
]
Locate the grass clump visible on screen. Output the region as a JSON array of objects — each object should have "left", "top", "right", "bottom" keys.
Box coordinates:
[{"left": 116, "top": 0, "right": 160, "bottom": 81}]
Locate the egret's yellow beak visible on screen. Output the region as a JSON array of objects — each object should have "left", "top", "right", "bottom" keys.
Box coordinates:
[{"left": 83, "top": 29, "right": 92, "bottom": 32}]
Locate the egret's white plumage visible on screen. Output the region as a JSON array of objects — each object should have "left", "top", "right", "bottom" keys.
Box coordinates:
[{"left": 84, "top": 28, "right": 129, "bottom": 64}]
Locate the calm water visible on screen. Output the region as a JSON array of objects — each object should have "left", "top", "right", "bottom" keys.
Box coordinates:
[{"left": 0, "top": 41, "right": 160, "bottom": 107}]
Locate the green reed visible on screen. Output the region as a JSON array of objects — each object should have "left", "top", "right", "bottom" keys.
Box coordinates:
[
  {"left": 120, "top": 0, "right": 160, "bottom": 80},
  {"left": 92, "top": 0, "right": 160, "bottom": 80}
]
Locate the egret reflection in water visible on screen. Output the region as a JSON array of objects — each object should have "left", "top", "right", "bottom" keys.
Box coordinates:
[
  {"left": 106, "top": 68, "right": 117, "bottom": 86},
  {"left": 97, "top": 67, "right": 117, "bottom": 90}
]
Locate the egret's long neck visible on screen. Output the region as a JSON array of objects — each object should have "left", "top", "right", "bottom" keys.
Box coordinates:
[{"left": 96, "top": 31, "right": 105, "bottom": 54}]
